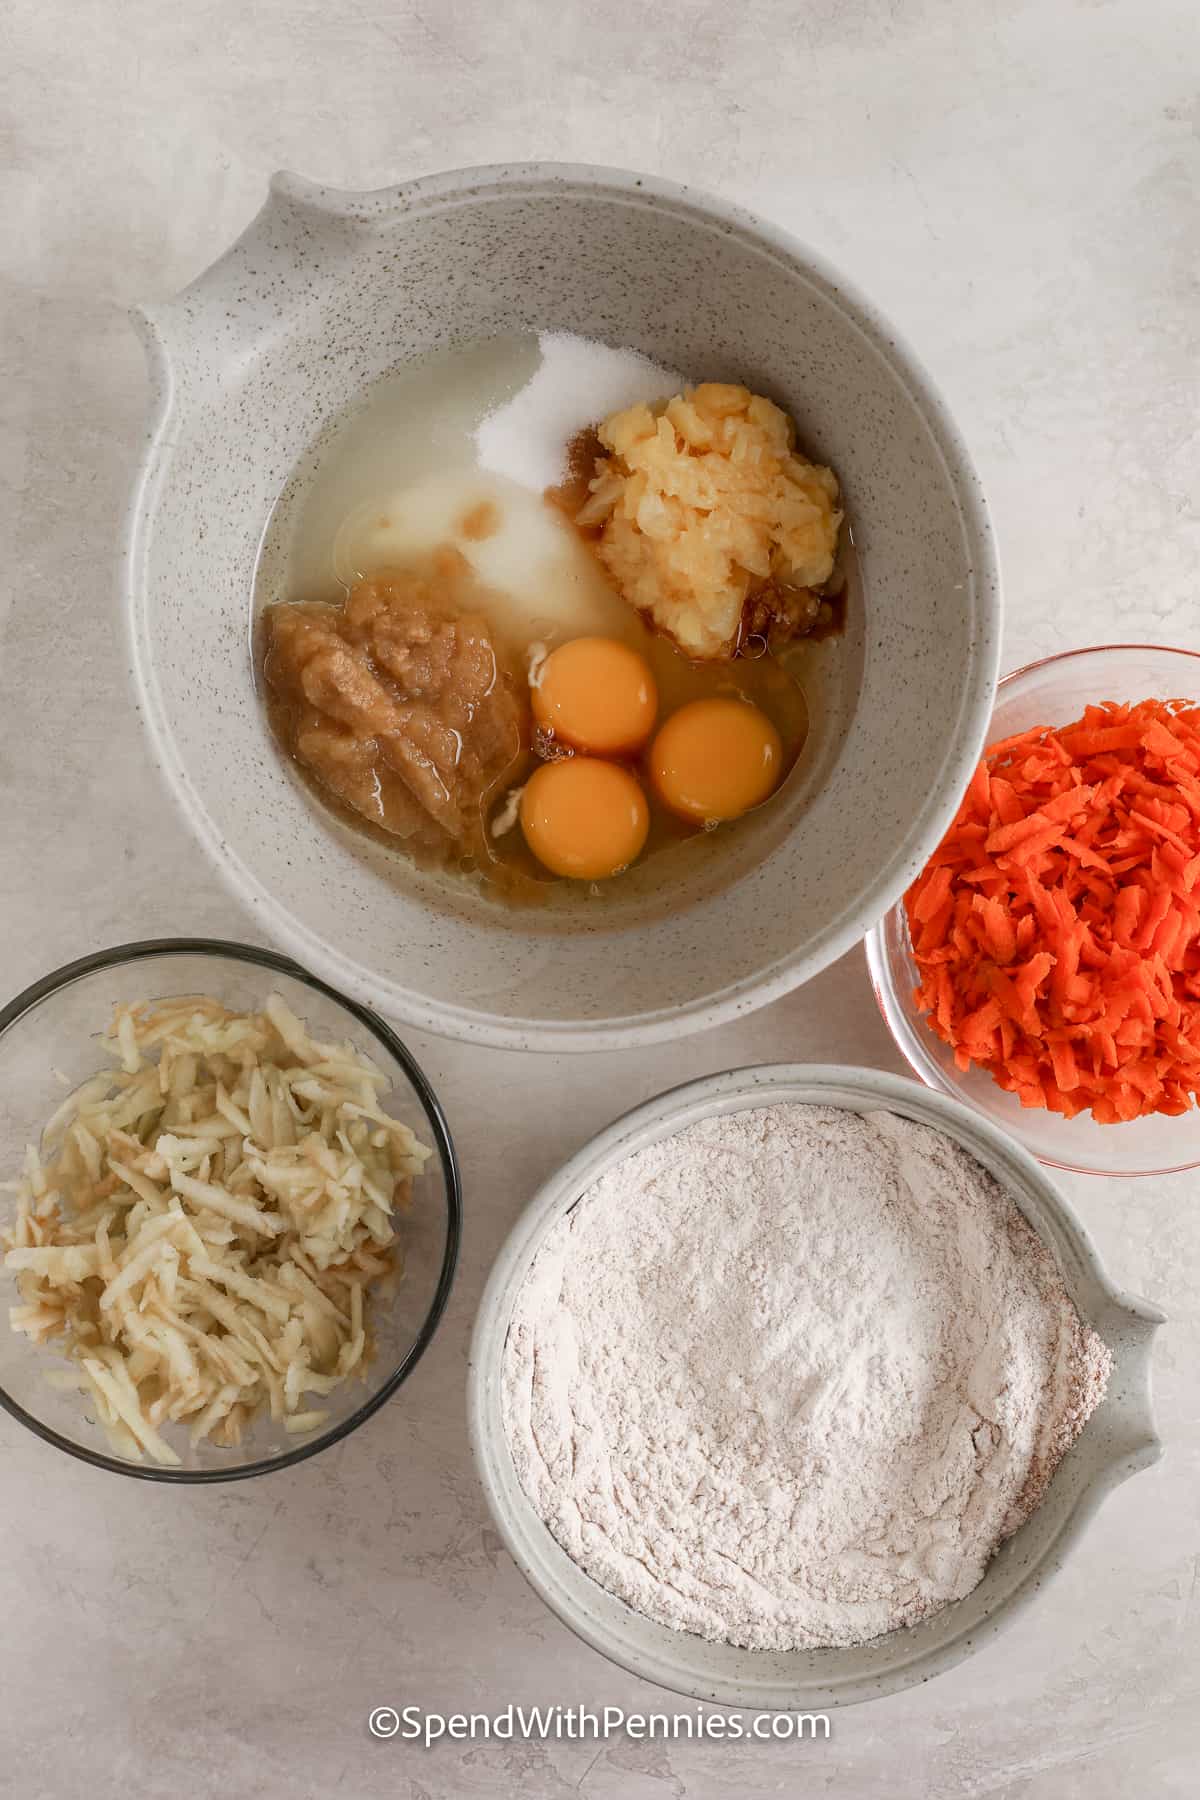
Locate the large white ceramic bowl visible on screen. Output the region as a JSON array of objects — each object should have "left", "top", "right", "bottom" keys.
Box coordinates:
[
  {"left": 126, "top": 163, "right": 1001, "bottom": 1049},
  {"left": 468, "top": 1066, "right": 1163, "bottom": 1710}
]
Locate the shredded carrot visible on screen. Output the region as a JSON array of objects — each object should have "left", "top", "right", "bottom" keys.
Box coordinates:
[{"left": 904, "top": 697, "right": 1200, "bottom": 1123}]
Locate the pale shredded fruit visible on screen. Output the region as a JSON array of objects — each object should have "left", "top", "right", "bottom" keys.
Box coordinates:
[
  {"left": 2, "top": 994, "right": 432, "bottom": 1465},
  {"left": 578, "top": 383, "right": 842, "bottom": 660}
]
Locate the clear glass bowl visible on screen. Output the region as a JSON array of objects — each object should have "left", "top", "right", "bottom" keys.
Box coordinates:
[
  {"left": 0, "top": 939, "right": 460, "bottom": 1479},
  {"left": 865, "top": 644, "right": 1200, "bottom": 1177}
]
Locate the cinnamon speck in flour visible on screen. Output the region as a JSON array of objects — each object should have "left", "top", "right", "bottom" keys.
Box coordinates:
[{"left": 501, "top": 1104, "right": 1111, "bottom": 1651}]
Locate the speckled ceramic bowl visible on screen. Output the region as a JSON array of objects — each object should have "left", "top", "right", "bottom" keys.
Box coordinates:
[
  {"left": 468, "top": 1066, "right": 1163, "bottom": 1710},
  {"left": 126, "top": 164, "right": 1000, "bottom": 1050}
]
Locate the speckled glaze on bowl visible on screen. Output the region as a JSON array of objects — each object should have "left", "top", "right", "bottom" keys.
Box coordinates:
[
  {"left": 126, "top": 163, "right": 1001, "bottom": 1050},
  {"left": 468, "top": 1066, "right": 1163, "bottom": 1710}
]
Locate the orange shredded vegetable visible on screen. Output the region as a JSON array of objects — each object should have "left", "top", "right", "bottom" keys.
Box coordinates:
[{"left": 904, "top": 696, "right": 1200, "bottom": 1123}]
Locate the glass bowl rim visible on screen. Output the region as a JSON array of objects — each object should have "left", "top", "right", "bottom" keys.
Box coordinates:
[
  {"left": 865, "top": 641, "right": 1200, "bottom": 1178},
  {"left": 0, "top": 936, "right": 462, "bottom": 1482},
  {"left": 1001, "top": 639, "right": 1200, "bottom": 685}
]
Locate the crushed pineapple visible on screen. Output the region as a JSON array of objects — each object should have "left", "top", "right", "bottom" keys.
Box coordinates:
[{"left": 578, "top": 383, "right": 842, "bottom": 661}]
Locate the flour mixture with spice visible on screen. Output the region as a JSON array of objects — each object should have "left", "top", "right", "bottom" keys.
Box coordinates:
[{"left": 501, "top": 1104, "right": 1111, "bottom": 1651}]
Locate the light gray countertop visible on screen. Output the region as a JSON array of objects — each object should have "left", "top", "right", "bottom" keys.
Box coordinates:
[{"left": 2, "top": 1, "right": 1197, "bottom": 1795}]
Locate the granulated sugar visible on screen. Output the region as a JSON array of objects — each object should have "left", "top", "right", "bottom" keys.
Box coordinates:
[
  {"left": 474, "top": 331, "right": 683, "bottom": 491},
  {"left": 501, "top": 1103, "right": 1111, "bottom": 1651}
]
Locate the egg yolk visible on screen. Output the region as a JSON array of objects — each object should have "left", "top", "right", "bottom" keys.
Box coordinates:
[
  {"left": 520, "top": 757, "right": 650, "bottom": 880},
  {"left": 650, "top": 697, "right": 783, "bottom": 824},
  {"left": 532, "top": 637, "right": 657, "bottom": 755}
]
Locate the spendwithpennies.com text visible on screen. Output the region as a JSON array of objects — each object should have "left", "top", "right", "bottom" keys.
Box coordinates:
[{"left": 368, "top": 1704, "right": 831, "bottom": 1748}]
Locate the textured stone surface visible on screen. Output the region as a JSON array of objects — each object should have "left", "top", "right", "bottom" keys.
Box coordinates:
[{"left": 1, "top": 0, "right": 1198, "bottom": 1794}]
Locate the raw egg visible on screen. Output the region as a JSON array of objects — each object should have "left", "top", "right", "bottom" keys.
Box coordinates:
[
  {"left": 519, "top": 757, "right": 650, "bottom": 880},
  {"left": 650, "top": 697, "right": 783, "bottom": 824},
  {"left": 532, "top": 636, "right": 657, "bottom": 755}
]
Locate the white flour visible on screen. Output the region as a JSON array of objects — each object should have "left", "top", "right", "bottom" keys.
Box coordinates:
[
  {"left": 474, "top": 331, "right": 683, "bottom": 491},
  {"left": 501, "top": 1104, "right": 1111, "bottom": 1650}
]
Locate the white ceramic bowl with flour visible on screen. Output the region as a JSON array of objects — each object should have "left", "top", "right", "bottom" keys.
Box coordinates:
[
  {"left": 126, "top": 164, "right": 1000, "bottom": 1050},
  {"left": 468, "top": 1066, "right": 1162, "bottom": 1709}
]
